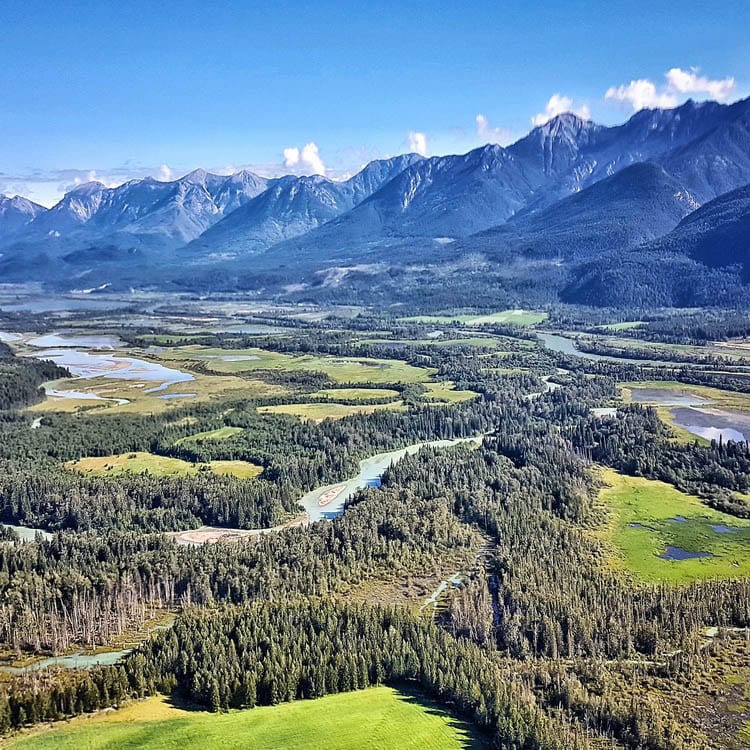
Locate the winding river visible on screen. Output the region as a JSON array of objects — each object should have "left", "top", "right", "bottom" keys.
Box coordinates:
[{"left": 175, "top": 436, "right": 484, "bottom": 544}]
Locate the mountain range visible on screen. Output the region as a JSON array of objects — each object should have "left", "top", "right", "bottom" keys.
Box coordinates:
[{"left": 3, "top": 96, "right": 750, "bottom": 307}]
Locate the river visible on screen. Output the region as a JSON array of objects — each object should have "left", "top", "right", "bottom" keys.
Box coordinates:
[
  {"left": 175, "top": 435, "right": 484, "bottom": 544},
  {"left": 299, "top": 435, "right": 483, "bottom": 522}
]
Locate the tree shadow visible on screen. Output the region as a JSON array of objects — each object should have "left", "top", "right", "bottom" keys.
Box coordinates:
[{"left": 389, "top": 681, "right": 492, "bottom": 749}]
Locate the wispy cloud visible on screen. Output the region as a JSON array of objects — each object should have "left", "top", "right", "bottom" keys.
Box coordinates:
[
  {"left": 605, "top": 67, "right": 737, "bottom": 111},
  {"left": 282, "top": 142, "right": 326, "bottom": 175},
  {"left": 407, "top": 131, "right": 428, "bottom": 156},
  {"left": 531, "top": 94, "right": 591, "bottom": 126},
  {"left": 475, "top": 114, "right": 512, "bottom": 145}
]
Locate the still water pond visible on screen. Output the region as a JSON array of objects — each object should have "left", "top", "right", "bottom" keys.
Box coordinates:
[{"left": 670, "top": 407, "right": 750, "bottom": 443}]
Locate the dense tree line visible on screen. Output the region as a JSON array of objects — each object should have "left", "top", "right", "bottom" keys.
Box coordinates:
[
  {"left": 0, "top": 344, "right": 68, "bottom": 410},
  {"left": 0, "top": 601, "right": 590, "bottom": 749}
]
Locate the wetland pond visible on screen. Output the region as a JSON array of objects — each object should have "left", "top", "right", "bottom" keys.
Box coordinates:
[
  {"left": 626, "top": 386, "right": 750, "bottom": 443},
  {"left": 670, "top": 407, "right": 750, "bottom": 443},
  {"left": 33, "top": 349, "right": 193, "bottom": 384},
  {"left": 28, "top": 333, "right": 125, "bottom": 349}
]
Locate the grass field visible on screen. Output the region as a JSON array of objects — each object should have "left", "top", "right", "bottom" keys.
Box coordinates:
[
  {"left": 400, "top": 309, "right": 547, "bottom": 326},
  {"left": 422, "top": 382, "right": 479, "bottom": 403},
  {"left": 311, "top": 387, "right": 401, "bottom": 401},
  {"left": 175, "top": 426, "right": 244, "bottom": 444},
  {"left": 258, "top": 401, "right": 405, "bottom": 421},
  {"left": 160, "top": 346, "right": 434, "bottom": 384},
  {"left": 599, "top": 321, "right": 645, "bottom": 331},
  {"left": 6, "top": 688, "right": 487, "bottom": 750},
  {"left": 66, "top": 452, "right": 262, "bottom": 479},
  {"left": 597, "top": 469, "right": 750, "bottom": 583}
]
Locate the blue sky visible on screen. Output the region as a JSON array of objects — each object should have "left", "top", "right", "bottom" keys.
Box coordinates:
[{"left": 2, "top": 0, "right": 748, "bottom": 205}]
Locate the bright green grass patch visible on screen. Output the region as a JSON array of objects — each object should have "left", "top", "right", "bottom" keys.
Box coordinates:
[
  {"left": 400, "top": 310, "right": 547, "bottom": 326},
  {"left": 259, "top": 401, "right": 405, "bottom": 421},
  {"left": 599, "top": 321, "right": 645, "bottom": 331},
  {"left": 209, "top": 460, "right": 263, "bottom": 479},
  {"left": 422, "top": 382, "right": 479, "bottom": 403},
  {"left": 66, "top": 452, "right": 261, "bottom": 479},
  {"left": 598, "top": 469, "right": 750, "bottom": 583},
  {"left": 312, "top": 387, "right": 401, "bottom": 401},
  {"left": 175, "top": 426, "right": 244, "bottom": 444},
  {"left": 6, "top": 688, "right": 487, "bottom": 750},
  {"left": 161, "top": 347, "right": 433, "bottom": 384}
]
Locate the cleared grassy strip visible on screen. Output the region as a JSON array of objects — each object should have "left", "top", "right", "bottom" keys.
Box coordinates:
[
  {"left": 209, "top": 460, "right": 264, "bottom": 479},
  {"left": 312, "top": 387, "right": 401, "bottom": 401},
  {"left": 66, "top": 452, "right": 262, "bottom": 479},
  {"left": 596, "top": 469, "right": 750, "bottom": 583},
  {"left": 258, "top": 401, "right": 405, "bottom": 421},
  {"left": 599, "top": 321, "right": 645, "bottom": 331},
  {"left": 422, "top": 382, "right": 479, "bottom": 403},
  {"left": 6, "top": 688, "right": 486, "bottom": 750},
  {"left": 161, "top": 346, "right": 434, "bottom": 384},
  {"left": 175, "top": 426, "right": 244, "bottom": 444},
  {"left": 400, "top": 310, "right": 547, "bottom": 326},
  {"left": 360, "top": 337, "right": 504, "bottom": 349}
]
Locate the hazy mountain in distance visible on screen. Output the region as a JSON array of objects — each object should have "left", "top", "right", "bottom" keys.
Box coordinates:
[
  {"left": 0, "top": 195, "right": 47, "bottom": 238},
  {"left": 6, "top": 169, "right": 269, "bottom": 250},
  {"left": 186, "top": 154, "right": 424, "bottom": 257},
  {"left": 257, "top": 98, "right": 750, "bottom": 267}
]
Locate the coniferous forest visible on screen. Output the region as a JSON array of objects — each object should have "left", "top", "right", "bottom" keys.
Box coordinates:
[{"left": 0, "top": 304, "right": 748, "bottom": 750}]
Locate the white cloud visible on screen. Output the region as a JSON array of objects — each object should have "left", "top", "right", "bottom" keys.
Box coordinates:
[
  {"left": 665, "top": 67, "right": 736, "bottom": 101},
  {"left": 282, "top": 142, "right": 326, "bottom": 175},
  {"left": 531, "top": 94, "right": 591, "bottom": 126},
  {"left": 475, "top": 114, "right": 512, "bottom": 145},
  {"left": 605, "top": 67, "right": 737, "bottom": 111},
  {"left": 158, "top": 164, "right": 173, "bottom": 181},
  {"left": 407, "top": 131, "right": 428, "bottom": 156},
  {"left": 605, "top": 79, "right": 677, "bottom": 110}
]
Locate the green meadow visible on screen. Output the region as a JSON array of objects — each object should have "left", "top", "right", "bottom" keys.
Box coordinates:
[
  {"left": 259, "top": 401, "right": 405, "bottom": 420},
  {"left": 66, "top": 452, "right": 262, "bottom": 479},
  {"left": 6, "top": 688, "right": 487, "bottom": 750},
  {"left": 400, "top": 309, "right": 547, "bottom": 326},
  {"left": 161, "top": 346, "right": 434, "bottom": 384},
  {"left": 598, "top": 469, "right": 750, "bottom": 583},
  {"left": 175, "top": 426, "right": 244, "bottom": 444}
]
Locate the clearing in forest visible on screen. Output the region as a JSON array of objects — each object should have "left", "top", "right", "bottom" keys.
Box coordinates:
[
  {"left": 160, "top": 346, "right": 434, "bottom": 384},
  {"left": 65, "top": 452, "right": 262, "bottom": 479},
  {"left": 175, "top": 426, "right": 244, "bottom": 444},
  {"left": 258, "top": 401, "right": 405, "bottom": 420},
  {"left": 400, "top": 309, "right": 547, "bottom": 326},
  {"left": 597, "top": 469, "right": 750, "bottom": 583},
  {"left": 5, "top": 687, "right": 488, "bottom": 750}
]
